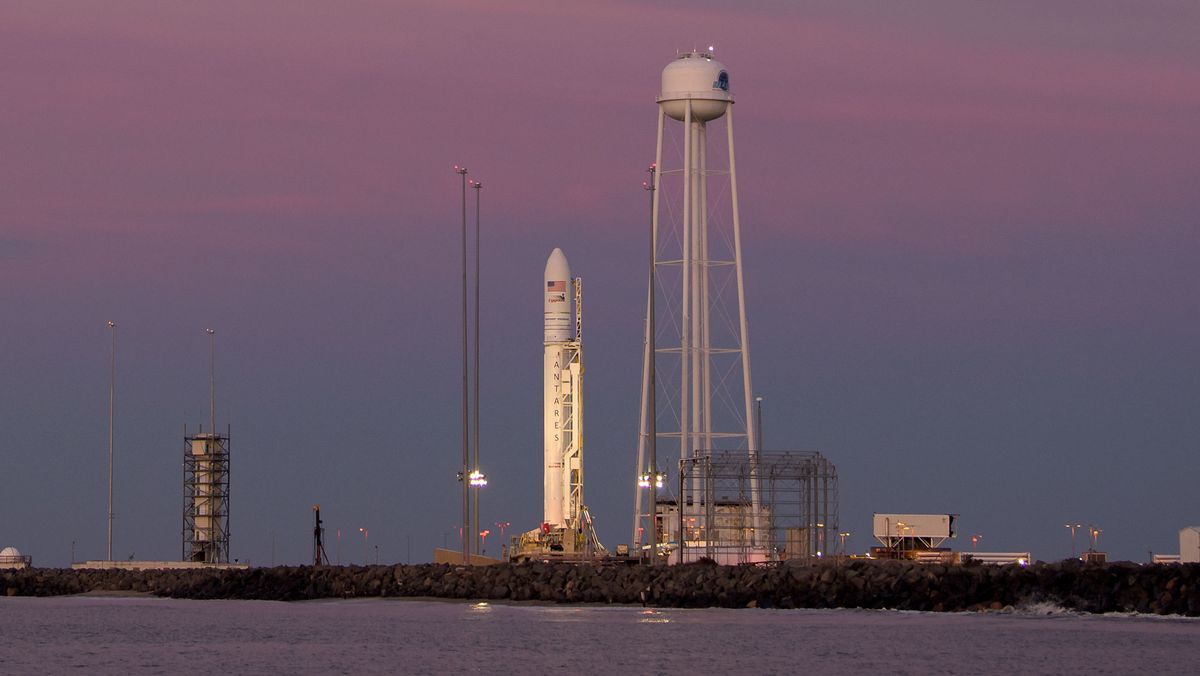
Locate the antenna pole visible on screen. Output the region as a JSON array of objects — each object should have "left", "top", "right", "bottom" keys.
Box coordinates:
[
  {"left": 313, "top": 505, "right": 329, "bottom": 566},
  {"left": 472, "top": 178, "right": 482, "bottom": 556},
  {"left": 455, "top": 164, "right": 470, "bottom": 565},
  {"left": 207, "top": 328, "right": 216, "bottom": 433},
  {"left": 107, "top": 320, "right": 116, "bottom": 561},
  {"left": 646, "top": 163, "right": 658, "bottom": 563}
]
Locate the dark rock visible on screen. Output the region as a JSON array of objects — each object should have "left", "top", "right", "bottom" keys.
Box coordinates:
[{"left": 5, "top": 561, "right": 1200, "bottom": 616}]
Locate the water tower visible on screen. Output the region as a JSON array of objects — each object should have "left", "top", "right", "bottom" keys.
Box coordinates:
[{"left": 632, "top": 50, "right": 762, "bottom": 560}]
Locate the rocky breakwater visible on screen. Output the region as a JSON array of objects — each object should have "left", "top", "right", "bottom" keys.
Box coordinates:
[{"left": 4, "top": 560, "right": 1199, "bottom": 615}]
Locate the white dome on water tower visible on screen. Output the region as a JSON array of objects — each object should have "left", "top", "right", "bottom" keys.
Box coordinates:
[{"left": 658, "top": 50, "right": 732, "bottom": 122}]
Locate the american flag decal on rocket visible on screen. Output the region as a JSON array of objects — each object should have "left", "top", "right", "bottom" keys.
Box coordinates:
[{"left": 547, "top": 280, "right": 566, "bottom": 292}]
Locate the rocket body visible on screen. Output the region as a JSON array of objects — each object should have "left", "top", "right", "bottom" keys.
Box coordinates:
[{"left": 543, "top": 248, "right": 573, "bottom": 528}]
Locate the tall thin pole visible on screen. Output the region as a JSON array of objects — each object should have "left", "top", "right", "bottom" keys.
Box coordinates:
[
  {"left": 726, "top": 105, "right": 762, "bottom": 545},
  {"left": 207, "top": 327, "right": 220, "bottom": 562},
  {"left": 689, "top": 115, "right": 703, "bottom": 519},
  {"left": 455, "top": 164, "right": 470, "bottom": 565},
  {"left": 1066, "top": 523, "right": 1082, "bottom": 558},
  {"left": 107, "top": 320, "right": 116, "bottom": 561},
  {"left": 633, "top": 108, "right": 666, "bottom": 548},
  {"left": 686, "top": 102, "right": 696, "bottom": 528},
  {"left": 207, "top": 328, "right": 216, "bottom": 433},
  {"left": 645, "top": 163, "right": 658, "bottom": 563},
  {"left": 471, "top": 178, "right": 482, "bottom": 556},
  {"left": 755, "top": 396, "right": 763, "bottom": 452}
]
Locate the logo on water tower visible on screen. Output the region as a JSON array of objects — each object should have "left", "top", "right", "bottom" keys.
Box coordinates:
[{"left": 714, "top": 70, "right": 729, "bottom": 92}]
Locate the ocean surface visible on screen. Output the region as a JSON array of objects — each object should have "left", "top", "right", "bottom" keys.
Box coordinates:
[{"left": 2, "top": 596, "right": 1198, "bottom": 674}]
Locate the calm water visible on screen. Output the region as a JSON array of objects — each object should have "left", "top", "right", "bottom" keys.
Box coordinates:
[{"left": 2, "top": 596, "right": 1198, "bottom": 674}]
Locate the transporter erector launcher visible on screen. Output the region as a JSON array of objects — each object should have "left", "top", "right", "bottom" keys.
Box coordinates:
[{"left": 543, "top": 247, "right": 582, "bottom": 530}]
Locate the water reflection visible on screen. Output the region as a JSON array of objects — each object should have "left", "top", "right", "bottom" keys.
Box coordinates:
[{"left": 638, "top": 609, "right": 671, "bottom": 624}]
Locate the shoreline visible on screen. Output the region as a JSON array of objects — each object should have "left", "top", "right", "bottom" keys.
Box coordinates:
[{"left": 5, "top": 559, "right": 1198, "bottom": 616}]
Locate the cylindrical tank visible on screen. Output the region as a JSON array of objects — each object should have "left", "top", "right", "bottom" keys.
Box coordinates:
[{"left": 658, "top": 51, "right": 732, "bottom": 122}]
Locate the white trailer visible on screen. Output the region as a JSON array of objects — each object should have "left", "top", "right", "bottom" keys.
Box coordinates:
[
  {"left": 873, "top": 513, "right": 956, "bottom": 550},
  {"left": 1181, "top": 526, "right": 1200, "bottom": 564}
]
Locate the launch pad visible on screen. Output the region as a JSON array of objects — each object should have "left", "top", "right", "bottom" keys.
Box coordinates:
[{"left": 508, "top": 506, "right": 607, "bottom": 563}]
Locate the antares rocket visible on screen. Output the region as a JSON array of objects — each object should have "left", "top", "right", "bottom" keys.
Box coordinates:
[
  {"left": 509, "top": 247, "right": 604, "bottom": 561},
  {"left": 543, "top": 248, "right": 583, "bottom": 530}
]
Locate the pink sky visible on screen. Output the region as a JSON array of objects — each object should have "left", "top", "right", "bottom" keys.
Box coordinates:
[{"left": 1, "top": 1, "right": 1197, "bottom": 564}]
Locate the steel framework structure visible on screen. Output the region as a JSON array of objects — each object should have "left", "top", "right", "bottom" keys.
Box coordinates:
[
  {"left": 676, "top": 450, "right": 838, "bottom": 564},
  {"left": 183, "top": 428, "right": 230, "bottom": 563},
  {"left": 562, "top": 278, "right": 584, "bottom": 532}
]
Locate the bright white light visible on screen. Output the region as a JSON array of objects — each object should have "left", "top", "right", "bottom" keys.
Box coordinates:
[
  {"left": 469, "top": 470, "right": 488, "bottom": 487},
  {"left": 641, "top": 472, "right": 665, "bottom": 488}
]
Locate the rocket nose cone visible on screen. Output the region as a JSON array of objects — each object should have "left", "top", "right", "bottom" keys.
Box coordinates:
[{"left": 544, "top": 247, "right": 570, "bottom": 279}]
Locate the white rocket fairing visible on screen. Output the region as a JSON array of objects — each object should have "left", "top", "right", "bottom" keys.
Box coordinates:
[
  {"left": 543, "top": 248, "right": 581, "bottom": 529},
  {"left": 544, "top": 248, "right": 571, "bottom": 343}
]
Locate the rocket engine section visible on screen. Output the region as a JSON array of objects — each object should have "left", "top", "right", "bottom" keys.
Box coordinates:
[{"left": 543, "top": 248, "right": 582, "bottom": 531}]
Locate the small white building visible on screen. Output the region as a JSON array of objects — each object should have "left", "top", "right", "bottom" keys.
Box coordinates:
[
  {"left": 1, "top": 546, "right": 32, "bottom": 569},
  {"left": 1181, "top": 527, "right": 1200, "bottom": 564}
]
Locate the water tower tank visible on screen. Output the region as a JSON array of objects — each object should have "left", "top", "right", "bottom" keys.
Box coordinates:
[{"left": 658, "top": 50, "right": 732, "bottom": 122}]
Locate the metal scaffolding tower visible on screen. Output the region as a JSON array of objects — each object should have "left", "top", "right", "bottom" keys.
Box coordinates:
[
  {"left": 672, "top": 450, "right": 838, "bottom": 564},
  {"left": 183, "top": 427, "right": 230, "bottom": 563}
]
